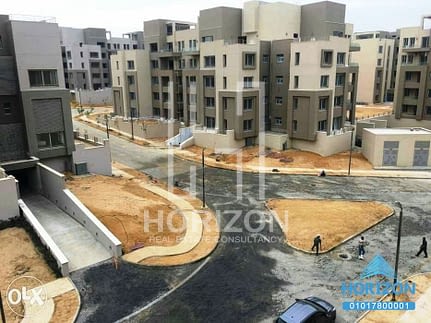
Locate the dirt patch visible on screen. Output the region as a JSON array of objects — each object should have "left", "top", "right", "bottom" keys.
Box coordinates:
[
  {"left": 356, "top": 104, "right": 393, "bottom": 119},
  {"left": 182, "top": 146, "right": 372, "bottom": 171},
  {"left": 360, "top": 273, "right": 431, "bottom": 322},
  {"left": 67, "top": 162, "right": 220, "bottom": 265},
  {"left": 50, "top": 290, "right": 80, "bottom": 323},
  {"left": 266, "top": 199, "right": 393, "bottom": 253},
  {"left": 0, "top": 227, "right": 56, "bottom": 322}
]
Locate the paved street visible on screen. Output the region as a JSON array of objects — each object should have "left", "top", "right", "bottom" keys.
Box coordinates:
[{"left": 72, "top": 120, "right": 431, "bottom": 323}]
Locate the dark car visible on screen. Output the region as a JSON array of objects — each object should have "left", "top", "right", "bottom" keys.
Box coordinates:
[{"left": 276, "top": 296, "right": 336, "bottom": 323}]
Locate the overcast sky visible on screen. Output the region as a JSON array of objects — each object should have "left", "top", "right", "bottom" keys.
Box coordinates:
[{"left": 3, "top": 0, "right": 430, "bottom": 36}]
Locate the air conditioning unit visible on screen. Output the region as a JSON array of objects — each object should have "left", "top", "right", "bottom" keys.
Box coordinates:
[{"left": 75, "top": 163, "right": 88, "bottom": 175}]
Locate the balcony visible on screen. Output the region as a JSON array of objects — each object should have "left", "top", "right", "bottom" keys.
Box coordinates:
[
  {"left": 402, "top": 46, "right": 430, "bottom": 53},
  {"left": 404, "top": 80, "right": 420, "bottom": 88},
  {"left": 403, "top": 96, "right": 418, "bottom": 105}
]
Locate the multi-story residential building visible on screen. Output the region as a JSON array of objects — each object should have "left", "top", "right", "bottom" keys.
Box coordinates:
[
  {"left": 60, "top": 27, "right": 139, "bottom": 90},
  {"left": 111, "top": 1, "right": 359, "bottom": 154},
  {"left": 351, "top": 31, "right": 398, "bottom": 103},
  {"left": 0, "top": 15, "right": 74, "bottom": 173},
  {"left": 393, "top": 16, "right": 431, "bottom": 124}
]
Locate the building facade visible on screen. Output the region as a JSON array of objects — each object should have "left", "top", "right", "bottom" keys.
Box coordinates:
[
  {"left": 393, "top": 18, "right": 431, "bottom": 124},
  {"left": 0, "top": 15, "right": 74, "bottom": 172},
  {"left": 351, "top": 31, "right": 398, "bottom": 104}
]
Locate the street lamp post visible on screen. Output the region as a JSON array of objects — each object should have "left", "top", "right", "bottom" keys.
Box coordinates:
[
  {"left": 348, "top": 126, "right": 355, "bottom": 176},
  {"left": 392, "top": 201, "right": 403, "bottom": 301},
  {"left": 130, "top": 111, "right": 135, "bottom": 141},
  {"left": 104, "top": 114, "right": 110, "bottom": 139},
  {"left": 202, "top": 148, "right": 205, "bottom": 208}
]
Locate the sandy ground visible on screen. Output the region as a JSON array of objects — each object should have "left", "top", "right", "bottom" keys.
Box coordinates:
[
  {"left": 50, "top": 290, "right": 80, "bottom": 323},
  {"left": 266, "top": 199, "right": 393, "bottom": 253},
  {"left": 67, "top": 163, "right": 219, "bottom": 265},
  {"left": 182, "top": 146, "right": 373, "bottom": 171},
  {"left": 356, "top": 104, "right": 393, "bottom": 119},
  {"left": 0, "top": 227, "right": 56, "bottom": 322},
  {"left": 360, "top": 273, "right": 431, "bottom": 322}
]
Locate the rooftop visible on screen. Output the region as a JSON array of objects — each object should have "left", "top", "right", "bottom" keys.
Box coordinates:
[{"left": 365, "top": 127, "right": 431, "bottom": 135}]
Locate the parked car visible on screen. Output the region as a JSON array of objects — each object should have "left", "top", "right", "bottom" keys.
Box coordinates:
[{"left": 276, "top": 296, "right": 336, "bottom": 323}]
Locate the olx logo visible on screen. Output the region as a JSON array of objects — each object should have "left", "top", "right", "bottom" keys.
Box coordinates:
[{"left": 6, "top": 276, "right": 47, "bottom": 317}]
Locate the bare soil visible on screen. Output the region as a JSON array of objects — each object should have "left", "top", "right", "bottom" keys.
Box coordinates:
[
  {"left": 50, "top": 290, "right": 80, "bottom": 323},
  {"left": 67, "top": 163, "right": 220, "bottom": 265},
  {"left": 266, "top": 199, "right": 393, "bottom": 252},
  {"left": 360, "top": 273, "right": 431, "bottom": 322},
  {"left": 356, "top": 104, "right": 393, "bottom": 119},
  {"left": 0, "top": 227, "right": 56, "bottom": 322},
  {"left": 183, "top": 146, "right": 373, "bottom": 171}
]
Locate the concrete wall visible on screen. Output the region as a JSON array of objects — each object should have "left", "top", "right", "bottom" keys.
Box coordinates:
[
  {"left": 265, "top": 132, "right": 289, "bottom": 150},
  {"left": 103, "top": 117, "right": 180, "bottom": 139},
  {"left": 193, "top": 129, "right": 245, "bottom": 153},
  {"left": 38, "top": 163, "right": 122, "bottom": 257},
  {"left": 72, "top": 140, "right": 112, "bottom": 176},
  {"left": 0, "top": 171, "right": 19, "bottom": 220},
  {"left": 75, "top": 88, "right": 113, "bottom": 105},
  {"left": 292, "top": 130, "right": 352, "bottom": 157},
  {"left": 387, "top": 115, "right": 431, "bottom": 129},
  {"left": 19, "top": 199, "right": 69, "bottom": 276},
  {"left": 362, "top": 129, "right": 431, "bottom": 167}
]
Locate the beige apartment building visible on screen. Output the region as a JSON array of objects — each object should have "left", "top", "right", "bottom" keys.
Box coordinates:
[
  {"left": 351, "top": 31, "right": 398, "bottom": 104},
  {"left": 110, "top": 1, "right": 359, "bottom": 154},
  {"left": 393, "top": 18, "right": 431, "bottom": 125}
]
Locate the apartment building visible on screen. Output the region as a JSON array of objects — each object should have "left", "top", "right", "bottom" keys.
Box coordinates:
[
  {"left": 351, "top": 31, "right": 398, "bottom": 103},
  {"left": 0, "top": 15, "right": 74, "bottom": 173},
  {"left": 111, "top": 1, "right": 358, "bottom": 154},
  {"left": 60, "top": 27, "right": 139, "bottom": 90},
  {"left": 393, "top": 16, "right": 431, "bottom": 124}
]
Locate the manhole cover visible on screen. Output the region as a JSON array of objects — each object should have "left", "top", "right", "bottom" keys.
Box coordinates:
[{"left": 338, "top": 253, "right": 352, "bottom": 260}]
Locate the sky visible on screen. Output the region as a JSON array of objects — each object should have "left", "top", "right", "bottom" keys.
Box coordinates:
[{"left": 3, "top": 0, "right": 430, "bottom": 36}]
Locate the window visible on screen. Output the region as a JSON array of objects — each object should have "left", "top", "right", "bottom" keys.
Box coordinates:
[
  {"left": 189, "top": 94, "right": 196, "bottom": 104},
  {"left": 428, "top": 89, "right": 431, "bottom": 98},
  {"left": 243, "top": 76, "right": 253, "bottom": 88},
  {"left": 102, "top": 63, "right": 108, "bottom": 68},
  {"left": 202, "top": 36, "right": 214, "bottom": 43},
  {"left": 243, "top": 97, "right": 253, "bottom": 111},
  {"left": 319, "top": 97, "right": 329, "bottom": 110},
  {"left": 293, "top": 97, "right": 298, "bottom": 110},
  {"left": 320, "top": 75, "right": 329, "bottom": 88},
  {"left": 275, "top": 97, "right": 283, "bottom": 105},
  {"left": 150, "top": 43, "right": 158, "bottom": 52},
  {"left": 425, "top": 106, "right": 431, "bottom": 115},
  {"left": 204, "top": 76, "right": 215, "bottom": 88},
  {"left": 401, "top": 55, "right": 407, "bottom": 64},
  {"left": 335, "top": 73, "right": 345, "bottom": 86},
  {"left": 205, "top": 97, "right": 215, "bottom": 107},
  {"left": 294, "top": 76, "right": 299, "bottom": 88},
  {"left": 37, "top": 132, "right": 65, "bottom": 149},
  {"left": 409, "top": 37, "right": 415, "bottom": 47},
  {"left": 377, "top": 58, "right": 382, "bottom": 66},
  {"left": 205, "top": 116, "right": 215, "bottom": 128},
  {"left": 151, "top": 60, "right": 159, "bottom": 68},
  {"left": 91, "top": 62, "right": 100, "bottom": 68},
  {"left": 295, "top": 52, "right": 300, "bottom": 65},
  {"left": 378, "top": 45, "right": 383, "bottom": 53},
  {"left": 90, "top": 52, "right": 99, "bottom": 58},
  {"left": 80, "top": 51, "right": 83, "bottom": 58},
  {"left": 334, "top": 95, "right": 344, "bottom": 107},
  {"left": 244, "top": 53, "right": 256, "bottom": 68},
  {"left": 117, "top": 77, "right": 120, "bottom": 85},
  {"left": 263, "top": 55, "right": 269, "bottom": 63},
  {"left": 189, "top": 58, "right": 198, "bottom": 68},
  {"left": 204, "top": 56, "right": 215, "bottom": 67},
  {"left": 276, "top": 76, "right": 283, "bottom": 85},
  {"left": 101, "top": 53, "right": 106, "bottom": 59},
  {"left": 66, "top": 51, "right": 72, "bottom": 59},
  {"left": 407, "top": 55, "right": 414, "bottom": 64},
  {"left": 401, "top": 104, "right": 417, "bottom": 115},
  {"left": 29, "top": 70, "right": 58, "bottom": 87},
  {"left": 243, "top": 119, "right": 252, "bottom": 131},
  {"left": 318, "top": 120, "right": 327, "bottom": 131},
  {"left": 151, "top": 76, "right": 158, "bottom": 85},
  {"left": 223, "top": 54, "right": 227, "bottom": 67},
  {"left": 223, "top": 97, "right": 228, "bottom": 110},
  {"left": 422, "top": 36, "right": 430, "bottom": 48},
  {"left": 275, "top": 117, "right": 282, "bottom": 126},
  {"left": 153, "top": 92, "right": 160, "bottom": 100},
  {"left": 81, "top": 63, "right": 85, "bottom": 68},
  {"left": 321, "top": 50, "right": 333, "bottom": 66},
  {"left": 337, "top": 52, "right": 346, "bottom": 65},
  {"left": 223, "top": 77, "right": 227, "bottom": 89},
  {"left": 276, "top": 54, "right": 284, "bottom": 63},
  {"left": 129, "top": 92, "right": 136, "bottom": 100},
  {"left": 103, "top": 73, "right": 109, "bottom": 78},
  {"left": 69, "top": 63, "right": 72, "bottom": 68},
  {"left": 127, "top": 60, "right": 135, "bottom": 69},
  {"left": 92, "top": 73, "right": 101, "bottom": 78},
  {"left": 403, "top": 38, "right": 408, "bottom": 48},
  {"left": 262, "top": 76, "right": 268, "bottom": 84},
  {"left": 2, "top": 102, "right": 11, "bottom": 115},
  {"left": 116, "top": 61, "right": 119, "bottom": 70},
  {"left": 292, "top": 120, "right": 298, "bottom": 132},
  {"left": 127, "top": 75, "right": 135, "bottom": 85}
]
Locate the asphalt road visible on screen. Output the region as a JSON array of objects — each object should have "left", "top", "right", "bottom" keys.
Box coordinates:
[{"left": 72, "top": 120, "right": 431, "bottom": 323}]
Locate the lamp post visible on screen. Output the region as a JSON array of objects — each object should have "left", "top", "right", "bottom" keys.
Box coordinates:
[
  {"left": 348, "top": 126, "right": 355, "bottom": 176},
  {"left": 130, "top": 110, "right": 134, "bottom": 141},
  {"left": 392, "top": 201, "right": 403, "bottom": 301},
  {"left": 202, "top": 148, "right": 205, "bottom": 208}
]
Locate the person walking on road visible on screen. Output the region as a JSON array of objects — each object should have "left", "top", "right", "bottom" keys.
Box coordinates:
[
  {"left": 416, "top": 237, "right": 428, "bottom": 258},
  {"left": 358, "top": 236, "right": 366, "bottom": 260},
  {"left": 311, "top": 235, "right": 322, "bottom": 256}
]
